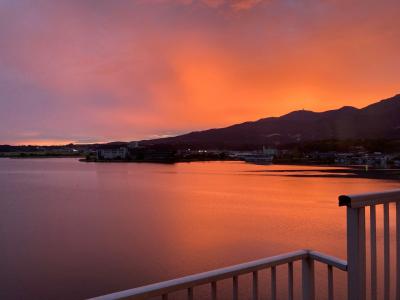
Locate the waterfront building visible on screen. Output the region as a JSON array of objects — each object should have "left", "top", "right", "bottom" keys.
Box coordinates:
[{"left": 96, "top": 147, "right": 128, "bottom": 160}]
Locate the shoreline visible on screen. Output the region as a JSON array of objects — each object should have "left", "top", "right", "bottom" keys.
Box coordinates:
[
  {"left": 250, "top": 167, "right": 400, "bottom": 181},
  {"left": 1, "top": 156, "right": 399, "bottom": 180}
]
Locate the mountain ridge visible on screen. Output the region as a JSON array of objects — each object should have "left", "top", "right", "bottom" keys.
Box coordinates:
[{"left": 139, "top": 94, "right": 400, "bottom": 149}]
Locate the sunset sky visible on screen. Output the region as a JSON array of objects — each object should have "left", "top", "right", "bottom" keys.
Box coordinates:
[{"left": 1, "top": 0, "right": 399, "bottom": 145}]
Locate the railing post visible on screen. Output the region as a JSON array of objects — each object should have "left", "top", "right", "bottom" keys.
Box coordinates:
[
  {"left": 302, "top": 256, "right": 315, "bottom": 300},
  {"left": 347, "top": 207, "right": 366, "bottom": 300}
]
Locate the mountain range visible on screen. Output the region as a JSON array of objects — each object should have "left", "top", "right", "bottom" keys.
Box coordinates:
[{"left": 141, "top": 94, "right": 400, "bottom": 149}]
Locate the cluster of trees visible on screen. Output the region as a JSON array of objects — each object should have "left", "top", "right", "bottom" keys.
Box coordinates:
[
  {"left": 143, "top": 139, "right": 400, "bottom": 153},
  {"left": 290, "top": 139, "right": 400, "bottom": 153}
]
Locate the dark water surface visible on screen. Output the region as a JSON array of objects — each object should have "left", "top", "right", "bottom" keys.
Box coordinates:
[{"left": 0, "top": 158, "right": 399, "bottom": 299}]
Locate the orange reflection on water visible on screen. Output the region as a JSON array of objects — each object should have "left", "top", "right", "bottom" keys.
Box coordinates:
[{"left": 1, "top": 159, "right": 399, "bottom": 299}]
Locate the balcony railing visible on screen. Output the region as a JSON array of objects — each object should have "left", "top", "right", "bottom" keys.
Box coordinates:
[
  {"left": 339, "top": 189, "right": 400, "bottom": 300},
  {"left": 91, "top": 189, "right": 400, "bottom": 300}
]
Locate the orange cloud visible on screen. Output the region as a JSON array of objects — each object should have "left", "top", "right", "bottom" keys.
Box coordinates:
[
  {"left": 202, "top": 0, "right": 225, "bottom": 8},
  {"left": 143, "top": 0, "right": 267, "bottom": 11},
  {"left": 231, "top": 0, "right": 264, "bottom": 11}
]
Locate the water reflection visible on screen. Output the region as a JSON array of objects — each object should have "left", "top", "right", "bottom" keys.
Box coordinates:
[{"left": 0, "top": 159, "right": 399, "bottom": 299}]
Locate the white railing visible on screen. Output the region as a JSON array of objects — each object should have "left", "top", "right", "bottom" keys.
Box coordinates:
[
  {"left": 91, "top": 250, "right": 346, "bottom": 300},
  {"left": 339, "top": 188, "right": 400, "bottom": 300},
  {"left": 91, "top": 189, "right": 400, "bottom": 300}
]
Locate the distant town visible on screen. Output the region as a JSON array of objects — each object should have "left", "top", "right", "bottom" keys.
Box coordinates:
[{"left": 1, "top": 141, "right": 400, "bottom": 170}]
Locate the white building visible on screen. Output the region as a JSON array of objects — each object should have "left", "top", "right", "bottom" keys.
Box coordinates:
[{"left": 96, "top": 147, "right": 128, "bottom": 160}]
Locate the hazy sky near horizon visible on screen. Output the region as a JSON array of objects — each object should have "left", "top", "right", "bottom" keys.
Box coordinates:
[{"left": 1, "top": 0, "right": 400, "bottom": 145}]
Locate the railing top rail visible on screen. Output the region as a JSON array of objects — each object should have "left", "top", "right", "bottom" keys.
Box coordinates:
[
  {"left": 339, "top": 189, "right": 400, "bottom": 208},
  {"left": 90, "top": 250, "right": 308, "bottom": 300},
  {"left": 308, "top": 250, "right": 347, "bottom": 271}
]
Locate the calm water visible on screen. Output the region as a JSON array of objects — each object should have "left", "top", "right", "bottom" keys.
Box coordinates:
[{"left": 0, "top": 158, "right": 399, "bottom": 300}]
